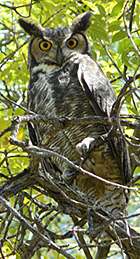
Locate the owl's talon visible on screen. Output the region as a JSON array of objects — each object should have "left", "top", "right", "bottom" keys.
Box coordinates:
[
  {"left": 63, "top": 170, "right": 78, "bottom": 180},
  {"left": 63, "top": 169, "right": 79, "bottom": 185},
  {"left": 76, "top": 137, "right": 96, "bottom": 158}
]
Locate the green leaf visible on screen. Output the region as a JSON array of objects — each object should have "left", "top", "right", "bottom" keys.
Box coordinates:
[
  {"left": 122, "top": 52, "right": 133, "bottom": 68},
  {"left": 118, "top": 38, "right": 131, "bottom": 53},
  {"left": 94, "top": 15, "right": 106, "bottom": 28},
  {"left": 91, "top": 25, "right": 109, "bottom": 41},
  {"left": 13, "top": 108, "right": 25, "bottom": 117},
  {"left": 92, "top": 50, "right": 97, "bottom": 60},
  {"left": 0, "top": 53, "right": 5, "bottom": 60},
  {"left": 130, "top": 56, "right": 140, "bottom": 66},
  {"left": 112, "top": 31, "right": 127, "bottom": 42},
  {"left": 108, "top": 20, "right": 122, "bottom": 32},
  {"left": 110, "top": 0, "right": 124, "bottom": 17},
  {"left": 96, "top": 4, "right": 106, "bottom": 17},
  {"left": 81, "top": 0, "right": 96, "bottom": 10},
  {"left": 134, "top": 38, "right": 140, "bottom": 48},
  {"left": 91, "top": 16, "right": 109, "bottom": 42}
]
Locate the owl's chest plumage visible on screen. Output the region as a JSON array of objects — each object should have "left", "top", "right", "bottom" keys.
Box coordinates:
[
  {"left": 28, "top": 60, "right": 127, "bottom": 211},
  {"left": 28, "top": 61, "right": 104, "bottom": 161}
]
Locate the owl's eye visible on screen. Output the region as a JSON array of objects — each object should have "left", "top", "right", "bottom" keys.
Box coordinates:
[
  {"left": 66, "top": 38, "right": 78, "bottom": 49},
  {"left": 39, "top": 40, "right": 52, "bottom": 51}
]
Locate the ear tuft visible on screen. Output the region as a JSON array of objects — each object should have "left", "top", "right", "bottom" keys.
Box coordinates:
[
  {"left": 72, "top": 11, "right": 93, "bottom": 32},
  {"left": 18, "top": 19, "right": 43, "bottom": 36}
]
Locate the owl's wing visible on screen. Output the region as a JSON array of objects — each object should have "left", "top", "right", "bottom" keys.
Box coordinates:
[
  {"left": 28, "top": 122, "right": 38, "bottom": 146},
  {"left": 77, "top": 55, "right": 131, "bottom": 185},
  {"left": 28, "top": 122, "right": 61, "bottom": 175},
  {"left": 77, "top": 55, "right": 116, "bottom": 117}
]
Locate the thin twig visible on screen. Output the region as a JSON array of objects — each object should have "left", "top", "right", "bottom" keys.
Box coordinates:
[
  {"left": 42, "top": 6, "right": 68, "bottom": 26},
  {"left": 0, "top": 196, "right": 75, "bottom": 259},
  {"left": 10, "top": 136, "right": 137, "bottom": 191},
  {"left": 111, "top": 74, "right": 140, "bottom": 116},
  {"left": 100, "top": 40, "right": 127, "bottom": 81},
  {"left": 0, "top": 41, "right": 28, "bottom": 69},
  {"left": 0, "top": 93, "right": 34, "bottom": 114},
  {"left": 0, "top": 1, "right": 41, "bottom": 18},
  {"left": 123, "top": 0, "right": 140, "bottom": 58}
]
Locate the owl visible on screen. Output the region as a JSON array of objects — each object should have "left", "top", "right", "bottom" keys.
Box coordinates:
[{"left": 19, "top": 12, "right": 131, "bottom": 216}]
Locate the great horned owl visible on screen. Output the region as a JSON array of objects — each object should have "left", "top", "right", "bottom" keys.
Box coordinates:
[{"left": 19, "top": 12, "right": 131, "bottom": 216}]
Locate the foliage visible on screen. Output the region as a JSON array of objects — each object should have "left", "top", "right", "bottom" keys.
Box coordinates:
[{"left": 0, "top": 0, "right": 140, "bottom": 258}]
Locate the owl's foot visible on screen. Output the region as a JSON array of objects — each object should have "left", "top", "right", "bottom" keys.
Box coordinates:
[
  {"left": 63, "top": 163, "right": 79, "bottom": 184},
  {"left": 76, "top": 136, "right": 106, "bottom": 160},
  {"left": 76, "top": 137, "right": 96, "bottom": 159}
]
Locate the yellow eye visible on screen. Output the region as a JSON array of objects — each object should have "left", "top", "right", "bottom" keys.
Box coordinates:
[
  {"left": 66, "top": 38, "right": 78, "bottom": 49},
  {"left": 39, "top": 40, "right": 52, "bottom": 51}
]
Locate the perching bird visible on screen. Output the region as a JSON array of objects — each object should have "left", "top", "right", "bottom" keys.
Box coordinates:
[{"left": 19, "top": 12, "right": 131, "bottom": 216}]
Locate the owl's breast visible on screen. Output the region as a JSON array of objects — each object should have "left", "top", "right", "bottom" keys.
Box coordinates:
[
  {"left": 49, "top": 63, "right": 94, "bottom": 117},
  {"left": 28, "top": 62, "right": 104, "bottom": 162}
]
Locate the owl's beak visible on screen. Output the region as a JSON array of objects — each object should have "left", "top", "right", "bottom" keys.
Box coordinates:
[{"left": 56, "top": 47, "right": 64, "bottom": 66}]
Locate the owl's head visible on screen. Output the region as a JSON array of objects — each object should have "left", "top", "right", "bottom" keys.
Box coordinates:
[{"left": 19, "top": 12, "right": 93, "bottom": 71}]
